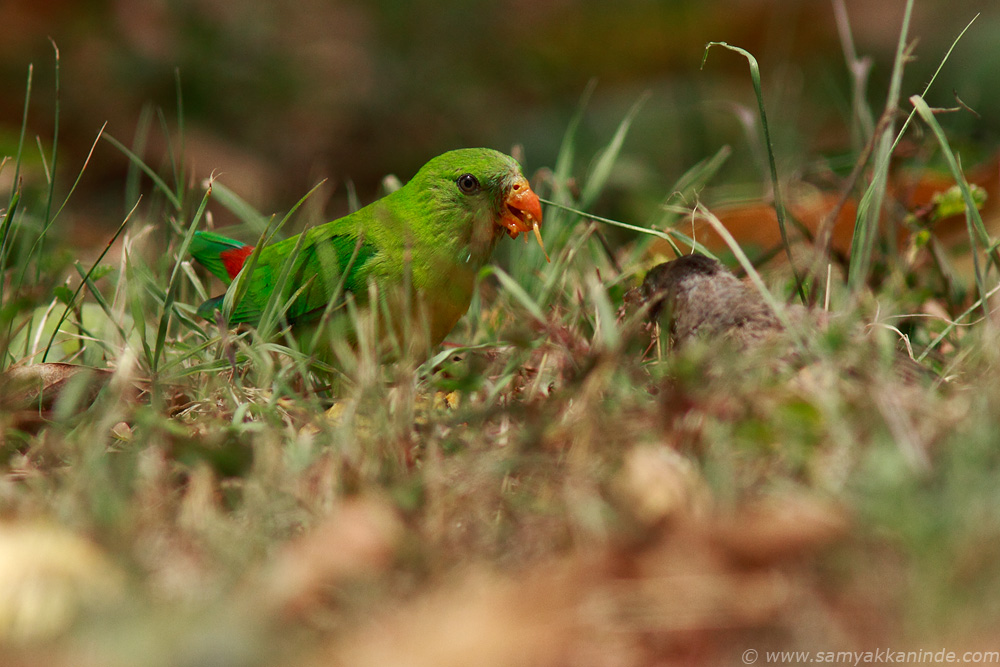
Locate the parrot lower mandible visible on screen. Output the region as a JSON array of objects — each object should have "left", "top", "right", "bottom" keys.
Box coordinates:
[{"left": 189, "top": 148, "right": 545, "bottom": 349}]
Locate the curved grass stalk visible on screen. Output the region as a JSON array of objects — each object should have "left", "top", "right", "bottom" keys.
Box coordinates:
[{"left": 702, "top": 41, "right": 804, "bottom": 302}]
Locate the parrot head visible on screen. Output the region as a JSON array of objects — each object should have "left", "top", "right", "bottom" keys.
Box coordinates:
[{"left": 407, "top": 148, "right": 547, "bottom": 261}]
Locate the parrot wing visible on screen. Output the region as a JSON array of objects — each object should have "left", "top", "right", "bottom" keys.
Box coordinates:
[{"left": 195, "top": 225, "right": 378, "bottom": 326}]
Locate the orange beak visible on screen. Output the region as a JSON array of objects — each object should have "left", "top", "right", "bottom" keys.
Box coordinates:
[{"left": 498, "top": 177, "right": 543, "bottom": 240}]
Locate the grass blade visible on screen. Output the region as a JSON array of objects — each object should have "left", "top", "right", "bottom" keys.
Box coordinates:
[
  {"left": 305, "top": 234, "right": 369, "bottom": 357},
  {"left": 207, "top": 180, "right": 270, "bottom": 235},
  {"left": 50, "top": 122, "right": 107, "bottom": 224},
  {"left": 832, "top": 0, "right": 875, "bottom": 147},
  {"left": 175, "top": 68, "right": 186, "bottom": 198},
  {"left": 255, "top": 227, "right": 313, "bottom": 340},
  {"left": 104, "top": 133, "right": 182, "bottom": 211},
  {"left": 9, "top": 64, "right": 32, "bottom": 210},
  {"left": 537, "top": 81, "right": 595, "bottom": 251},
  {"left": 579, "top": 93, "right": 648, "bottom": 212},
  {"left": 702, "top": 41, "right": 804, "bottom": 302},
  {"left": 552, "top": 80, "right": 596, "bottom": 210},
  {"left": 693, "top": 203, "right": 788, "bottom": 325},
  {"left": 153, "top": 185, "right": 213, "bottom": 372},
  {"left": 910, "top": 95, "right": 996, "bottom": 319},
  {"left": 0, "top": 188, "right": 21, "bottom": 284},
  {"left": 917, "top": 282, "right": 1000, "bottom": 363},
  {"left": 646, "top": 144, "right": 732, "bottom": 247},
  {"left": 539, "top": 198, "right": 717, "bottom": 259},
  {"left": 846, "top": 0, "right": 913, "bottom": 290},
  {"left": 73, "top": 263, "right": 129, "bottom": 345},
  {"left": 486, "top": 265, "right": 547, "bottom": 326},
  {"left": 42, "top": 198, "right": 140, "bottom": 362},
  {"left": 41, "top": 40, "right": 60, "bottom": 237},
  {"left": 888, "top": 13, "right": 979, "bottom": 165},
  {"left": 222, "top": 180, "right": 327, "bottom": 328}
]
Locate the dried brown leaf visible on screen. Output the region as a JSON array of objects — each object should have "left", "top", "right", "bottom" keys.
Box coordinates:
[{"left": 0, "top": 363, "right": 113, "bottom": 412}]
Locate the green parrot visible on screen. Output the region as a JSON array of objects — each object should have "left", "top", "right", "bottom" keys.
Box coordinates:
[{"left": 189, "top": 148, "right": 545, "bottom": 349}]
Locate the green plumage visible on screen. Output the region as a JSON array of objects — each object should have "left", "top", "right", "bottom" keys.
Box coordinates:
[
  {"left": 188, "top": 231, "right": 248, "bottom": 283},
  {"left": 190, "top": 148, "right": 535, "bottom": 348}
]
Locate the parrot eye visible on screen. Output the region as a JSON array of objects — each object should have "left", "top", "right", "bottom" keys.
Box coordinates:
[{"left": 456, "top": 173, "right": 480, "bottom": 194}]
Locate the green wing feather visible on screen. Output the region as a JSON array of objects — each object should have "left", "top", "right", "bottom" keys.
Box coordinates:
[{"left": 219, "top": 223, "right": 378, "bottom": 326}]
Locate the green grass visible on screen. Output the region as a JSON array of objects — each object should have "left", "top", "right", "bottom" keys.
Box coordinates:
[{"left": 2, "top": 12, "right": 1000, "bottom": 665}]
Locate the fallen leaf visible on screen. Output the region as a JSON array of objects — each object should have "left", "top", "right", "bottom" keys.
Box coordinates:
[{"left": 0, "top": 363, "right": 113, "bottom": 413}]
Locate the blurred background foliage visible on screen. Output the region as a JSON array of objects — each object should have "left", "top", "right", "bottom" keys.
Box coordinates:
[{"left": 0, "top": 0, "right": 998, "bottom": 243}]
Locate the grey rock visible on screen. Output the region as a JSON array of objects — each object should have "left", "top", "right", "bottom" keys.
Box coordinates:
[{"left": 640, "top": 255, "right": 783, "bottom": 349}]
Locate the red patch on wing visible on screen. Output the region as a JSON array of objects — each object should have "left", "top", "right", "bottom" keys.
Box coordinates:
[{"left": 220, "top": 245, "right": 254, "bottom": 280}]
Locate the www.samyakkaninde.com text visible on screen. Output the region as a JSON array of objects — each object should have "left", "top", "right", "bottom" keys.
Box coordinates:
[{"left": 740, "top": 648, "right": 999, "bottom": 664}]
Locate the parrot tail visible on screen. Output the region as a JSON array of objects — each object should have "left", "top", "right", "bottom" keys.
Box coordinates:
[{"left": 190, "top": 231, "right": 254, "bottom": 283}]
